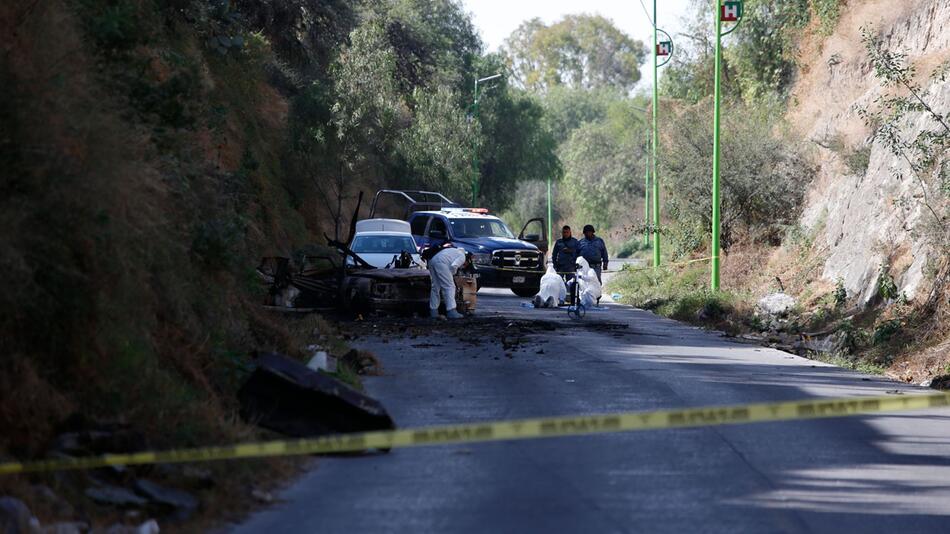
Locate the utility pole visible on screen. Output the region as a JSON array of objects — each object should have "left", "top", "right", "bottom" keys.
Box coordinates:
[
  {"left": 652, "top": 0, "right": 660, "bottom": 268},
  {"left": 471, "top": 73, "right": 502, "bottom": 206},
  {"left": 644, "top": 165, "right": 650, "bottom": 247},
  {"left": 711, "top": 0, "right": 742, "bottom": 290},
  {"left": 651, "top": 3, "right": 674, "bottom": 269}
]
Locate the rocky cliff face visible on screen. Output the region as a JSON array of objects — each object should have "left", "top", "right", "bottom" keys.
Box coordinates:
[{"left": 790, "top": 0, "right": 950, "bottom": 304}]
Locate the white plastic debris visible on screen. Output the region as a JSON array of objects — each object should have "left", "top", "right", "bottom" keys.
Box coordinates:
[{"left": 306, "top": 351, "right": 329, "bottom": 371}]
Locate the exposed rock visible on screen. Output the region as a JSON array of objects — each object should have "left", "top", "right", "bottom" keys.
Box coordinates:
[
  {"left": 238, "top": 353, "right": 395, "bottom": 441},
  {"left": 792, "top": 0, "right": 950, "bottom": 304},
  {"left": 178, "top": 467, "right": 214, "bottom": 490},
  {"left": 0, "top": 497, "right": 36, "bottom": 534},
  {"left": 50, "top": 415, "right": 146, "bottom": 458},
  {"left": 85, "top": 485, "right": 147, "bottom": 508},
  {"left": 757, "top": 293, "right": 797, "bottom": 317},
  {"left": 132, "top": 480, "right": 197, "bottom": 520}
]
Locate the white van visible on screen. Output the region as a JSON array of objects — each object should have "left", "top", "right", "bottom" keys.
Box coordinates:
[{"left": 349, "top": 219, "right": 422, "bottom": 268}]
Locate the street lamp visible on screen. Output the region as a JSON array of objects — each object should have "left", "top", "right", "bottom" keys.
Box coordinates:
[
  {"left": 471, "top": 73, "right": 503, "bottom": 206},
  {"left": 710, "top": 0, "right": 743, "bottom": 290},
  {"left": 650, "top": 1, "right": 675, "bottom": 269},
  {"left": 628, "top": 105, "right": 653, "bottom": 248}
]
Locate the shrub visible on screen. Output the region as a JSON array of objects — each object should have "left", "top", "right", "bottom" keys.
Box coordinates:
[{"left": 662, "top": 99, "right": 812, "bottom": 252}]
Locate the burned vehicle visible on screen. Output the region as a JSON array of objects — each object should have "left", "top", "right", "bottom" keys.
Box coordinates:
[{"left": 257, "top": 192, "right": 475, "bottom": 316}]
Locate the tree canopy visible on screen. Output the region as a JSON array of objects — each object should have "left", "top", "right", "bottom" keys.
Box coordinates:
[{"left": 501, "top": 14, "right": 647, "bottom": 93}]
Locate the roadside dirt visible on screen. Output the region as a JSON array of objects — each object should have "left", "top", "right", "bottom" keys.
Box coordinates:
[{"left": 339, "top": 316, "right": 640, "bottom": 353}]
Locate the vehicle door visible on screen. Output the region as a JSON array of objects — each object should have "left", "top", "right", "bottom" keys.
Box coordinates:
[
  {"left": 517, "top": 218, "right": 548, "bottom": 254},
  {"left": 409, "top": 214, "right": 431, "bottom": 251}
]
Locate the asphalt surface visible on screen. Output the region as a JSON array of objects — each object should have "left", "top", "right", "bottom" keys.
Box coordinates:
[{"left": 233, "top": 283, "right": 950, "bottom": 533}]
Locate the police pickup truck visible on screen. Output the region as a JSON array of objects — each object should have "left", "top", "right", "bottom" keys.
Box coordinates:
[{"left": 369, "top": 190, "right": 547, "bottom": 297}]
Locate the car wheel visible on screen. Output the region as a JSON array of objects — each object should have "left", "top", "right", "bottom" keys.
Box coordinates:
[{"left": 511, "top": 287, "right": 539, "bottom": 298}]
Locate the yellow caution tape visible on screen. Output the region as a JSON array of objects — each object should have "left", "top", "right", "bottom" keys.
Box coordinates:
[{"left": 1, "top": 391, "right": 948, "bottom": 475}]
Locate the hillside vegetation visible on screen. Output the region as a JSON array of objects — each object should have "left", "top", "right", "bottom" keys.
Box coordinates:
[{"left": 0, "top": 0, "right": 558, "bottom": 522}]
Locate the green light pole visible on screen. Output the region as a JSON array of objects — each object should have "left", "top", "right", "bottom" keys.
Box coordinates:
[
  {"left": 651, "top": 9, "right": 674, "bottom": 268},
  {"left": 547, "top": 176, "right": 553, "bottom": 248},
  {"left": 711, "top": 0, "right": 742, "bottom": 290},
  {"left": 644, "top": 165, "right": 650, "bottom": 246},
  {"left": 471, "top": 73, "right": 502, "bottom": 206}
]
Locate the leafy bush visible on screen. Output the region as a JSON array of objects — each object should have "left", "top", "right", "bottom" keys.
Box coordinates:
[
  {"left": 615, "top": 237, "right": 650, "bottom": 259},
  {"left": 845, "top": 144, "right": 872, "bottom": 176},
  {"left": 661, "top": 99, "right": 812, "bottom": 252},
  {"left": 877, "top": 263, "right": 898, "bottom": 301}
]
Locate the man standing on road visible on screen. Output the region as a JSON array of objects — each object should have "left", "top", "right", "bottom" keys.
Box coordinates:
[
  {"left": 577, "top": 224, "right": 608, "bottom": 284},
  {"left": 551, "top": 225, "right": 580, "bottom": 279},
  {"left": 425, "top": 244, "right": 470, "bottom": 320}
]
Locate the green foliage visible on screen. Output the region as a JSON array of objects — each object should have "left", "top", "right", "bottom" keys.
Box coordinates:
[
  {"left": 560, "top": 120, "right": 642, "bottom": 231},
  {"left": 608, "top": 263, "right": 739, "bottom": 328},
  {"left": 834, "top": 278, "right": 847, "bottom": 308},
  {"left": 872, "top": 318, "right": 902, "bottom": 345},
  {"left": 845, "top": 144, "right": 872, "bottom": 176},
  {"left": 396, "top": 87, "right": 478, "bottom": 198},
  {"left": 474, "top": 82, "right": 562, "bottom": 209},
  {"left": 728, "top": 0, "right": 810, "bottom": 99},
  {"left": 662, "top": 99, "right": 811, "bottom": 251},
  {"left": 79, "top": 0, "right": 147, "bottom": 51},
  {"left": 502, "top": 14, "right": 647, "bottom": 92},
  {"left": 615, "top": 237, "right": 651, "bottom": 259},
  {"left": 877, "top": 263, "right": 898, "bottom": 301},
  {"left": 812, "top": 0, "right": 842, "bottom": 36}
]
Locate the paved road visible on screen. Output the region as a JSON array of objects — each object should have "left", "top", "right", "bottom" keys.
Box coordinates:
[{"left": 234, "top": 289, "right": 950, "bottom": 533}]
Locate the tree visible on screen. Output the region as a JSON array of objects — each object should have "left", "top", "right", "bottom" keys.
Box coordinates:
[
  {"left": 501, "top": 14, "right": 647, "bottom": 93},
  {"left": 395, "top": 86, "right": 479, "bottom": 200},
  {"left": 559, "top": 98, "right": 648, "bottom": 231},
  {"left": 661, "top": 99, "right": 811, "bottom": 251}
]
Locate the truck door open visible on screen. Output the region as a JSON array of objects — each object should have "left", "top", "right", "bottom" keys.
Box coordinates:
[{"left": 518, "top": 218, "right": 548, "bottom": 254}]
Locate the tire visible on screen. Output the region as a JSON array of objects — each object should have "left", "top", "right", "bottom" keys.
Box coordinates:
[{"left": 511, "top": 286, "right": 540, "bottom": 298}]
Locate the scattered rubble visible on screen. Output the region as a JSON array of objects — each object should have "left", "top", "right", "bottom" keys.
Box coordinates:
[
  {"left": 131, "top": 480, "right": 198, "bottom": 521},
  {"left": 238, "top": 352, "right": 395, "bottom": 441},
  {"left": 85, "top": 486, "right": 148, "bottom": 508}
]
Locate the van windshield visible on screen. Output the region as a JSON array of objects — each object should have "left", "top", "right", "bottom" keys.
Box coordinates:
[
  {"left": 449, "top": 218, "right": 514, "bottom": 239},
  {"left": 351, "top": 235, "right": 417, "bottom": 254}
]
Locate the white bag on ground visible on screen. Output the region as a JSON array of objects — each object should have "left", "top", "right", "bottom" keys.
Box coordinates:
[
  {"left": 575, "top": 257, "right": 602, "bottom": 308},
  {"left": 533, "top": 265, "right": 567, "bottom": 308}
]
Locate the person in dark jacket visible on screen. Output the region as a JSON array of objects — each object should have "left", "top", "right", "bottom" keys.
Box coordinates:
[
  {"left": 577, "top": 224, "right": 608, "bottom": 283},
  {"left": 551, "top": 225, "right": 580, "bottom": 277}
]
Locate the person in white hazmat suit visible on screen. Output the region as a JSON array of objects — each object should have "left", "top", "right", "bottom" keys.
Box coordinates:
[
  {"left": 426, "top": 246, "right": 470, "bottom": 319},
  {"left": 532, "top": 264, "right": 567, "bottom": 308},
  {"left": 575, "top": 257, "right": 602, "bottom": 309}
]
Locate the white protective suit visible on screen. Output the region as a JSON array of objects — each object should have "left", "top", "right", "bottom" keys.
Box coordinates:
[
  {"left": 533, "top": 265, "right": 567, "bottom": 308},
  {"left": 428, "top": 247, "right": 467, "bottom": 312},
  {"left": 575, "top": 257, "right": 602, "bottom": 309}
]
